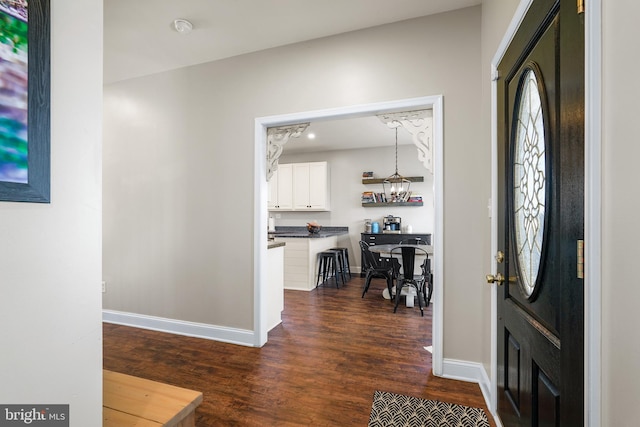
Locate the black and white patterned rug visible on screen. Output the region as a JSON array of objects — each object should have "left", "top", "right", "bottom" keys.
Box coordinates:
[{"left": 368, "top": 391, "right": 491, "bottom": 427}]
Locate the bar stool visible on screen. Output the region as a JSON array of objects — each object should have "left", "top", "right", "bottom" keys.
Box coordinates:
[
  {"left": 316, "top": 251, "right": 341, "bottom": 288},
  {"left": 327, "top": 248, "right": 348, "bottom": 285},
  {"left": 329, "top": 247, "right": 352, "bottom": 281}
]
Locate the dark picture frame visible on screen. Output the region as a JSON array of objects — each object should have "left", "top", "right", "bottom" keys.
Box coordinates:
[{"left": 0, "top": 0, "right": 50, "bottom": 203}]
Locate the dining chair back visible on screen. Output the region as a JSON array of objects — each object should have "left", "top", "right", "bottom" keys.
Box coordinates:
[
  {"left": 359, "top": 241, "right": 396, "bottom": 300},
  {"left": 390, "top": 245, "right": 430, "bottom": 316}
]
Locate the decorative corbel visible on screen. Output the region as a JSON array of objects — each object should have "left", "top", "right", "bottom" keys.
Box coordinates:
[
  {"left": 266, "top": 123, "right": 310, "bottom": 180},
  {"left": 377, "top": 110, "right": 433, "bottom": 174}
]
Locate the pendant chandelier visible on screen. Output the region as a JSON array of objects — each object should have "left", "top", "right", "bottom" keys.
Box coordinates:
[{"left": 382, "top": 127, "right": 411, "bottom": 202}]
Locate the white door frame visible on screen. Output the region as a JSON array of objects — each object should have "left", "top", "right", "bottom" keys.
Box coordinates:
[
  {"left": 489, "top": 0, "right": 601, "bottom": 423},
  {"left": 253, "top": 95, "right": 445, "bottom": 374}
]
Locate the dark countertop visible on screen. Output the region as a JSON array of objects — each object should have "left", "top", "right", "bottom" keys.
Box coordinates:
[
  {"left": 267, "top": 241, "right": 286, "bottom": 249},
  {"left": 270, "top": 226, "right": 349, "bottom": 239}
]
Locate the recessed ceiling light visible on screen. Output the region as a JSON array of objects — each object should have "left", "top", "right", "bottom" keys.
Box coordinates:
[
  {"left": 173, "top": 19, "right": 193, "bottom": 35},
  {"left": 307, "top": 133, "right": 316, "bottom": 140}
]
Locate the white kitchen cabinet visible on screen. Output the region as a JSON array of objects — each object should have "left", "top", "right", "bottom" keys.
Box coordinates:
[
  {"left": 267, "top": 163, "right": 293, "bottom": 210},
  {"left": 269, "top": 161, "right": 329, "bottom": 211},
  {"left": 292, "top": 162, "right": 329, "bottom": 211}
]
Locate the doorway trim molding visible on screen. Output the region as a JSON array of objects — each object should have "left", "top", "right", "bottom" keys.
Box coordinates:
[
  {"left": 490, "top": 0, "right": 601, "bottom": 424},
  {"left": 253, "top": 95, "right": 445, "bottom": 370}
]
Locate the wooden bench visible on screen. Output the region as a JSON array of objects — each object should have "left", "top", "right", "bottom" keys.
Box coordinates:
[{"left": 103, "top": 369, "right": 203, "bottom": 427}]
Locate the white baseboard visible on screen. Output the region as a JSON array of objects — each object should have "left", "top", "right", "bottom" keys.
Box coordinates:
[
  {"left": 440, "top": 358, "right": 501, "bottom": 426},
  {"left": 102, "top": 309, "right": 256, "bottom": 347},
  {"left": 283, "top": 286, "right": 313, "bottom": 291}
]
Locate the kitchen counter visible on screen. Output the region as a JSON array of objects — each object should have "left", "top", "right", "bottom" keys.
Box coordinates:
[
  {"left": 269, "top": 226, "right": 349, "bottom": 239},
  {"left": 272, "top": 226, "right": 349, "bottom": 291}
]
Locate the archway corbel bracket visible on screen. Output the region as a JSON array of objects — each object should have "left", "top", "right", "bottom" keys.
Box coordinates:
[
  {"left": 377, "top": 110, "right": 433, "bottom": 174},
  {"left": 266, "top": 123, "right": 310, "bottom": 180}
]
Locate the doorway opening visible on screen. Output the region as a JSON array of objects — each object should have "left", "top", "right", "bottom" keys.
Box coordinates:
[{"left": 253, "top": 95, "right": 445, "bottom": 375}]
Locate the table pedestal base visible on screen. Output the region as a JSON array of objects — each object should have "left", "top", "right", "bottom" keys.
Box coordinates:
[{"left": 382, "top": 286, "right": 416, "bottom": 307}]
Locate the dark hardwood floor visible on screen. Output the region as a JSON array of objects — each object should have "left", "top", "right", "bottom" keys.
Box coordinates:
[{"left": 103, "top": 275, "right": 495, "bottom": 426}]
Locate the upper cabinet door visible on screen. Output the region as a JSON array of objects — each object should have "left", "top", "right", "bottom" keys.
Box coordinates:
[
  {"left": 277, "top": 164, "right": 293, "bottom": 209},
  {"left": 268, "top": 164, "right": 293, "bottom": 210},
  {"left": 267, "top": 168, "right": 278, "bottom": 209},
  {"left": 307, "top": 162, "right": 328, "bottom": 210},
  {"left": 293, "top": 163, "right": 311, "bottom": 209}
]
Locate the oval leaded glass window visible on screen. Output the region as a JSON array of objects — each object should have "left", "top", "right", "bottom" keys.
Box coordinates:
[{"left": 513, "top": 67, "right": 547, "bottom": 298}]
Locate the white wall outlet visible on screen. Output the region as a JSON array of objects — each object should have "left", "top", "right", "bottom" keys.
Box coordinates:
[
  {"left": 102, "top": 281, "right": 106, "bottom": 293},
  {"left": 275, "top": 213, "right": 282, "bottom": 219}
]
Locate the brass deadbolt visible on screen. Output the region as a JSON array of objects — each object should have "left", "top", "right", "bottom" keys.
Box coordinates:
[{"left": 486, "top": 273, "right": 505, "bottom": 285}]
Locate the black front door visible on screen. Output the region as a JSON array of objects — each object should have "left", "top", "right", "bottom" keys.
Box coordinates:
[{"left": 495, "top": 0, "right": 584, "bottom": 425}]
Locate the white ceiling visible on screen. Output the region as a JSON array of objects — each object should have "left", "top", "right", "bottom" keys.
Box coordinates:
[
  {"left": 103, "top": 0, "right": 481, "bottom": 84},
  {"left": 103, "top": 0, "right": 479, "bottom": 152},
  {"left": 284, "top": 116, "right": 415, "bottom": 154}
]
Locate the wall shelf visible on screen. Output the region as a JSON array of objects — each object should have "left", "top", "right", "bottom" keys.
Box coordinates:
[
  {"left": 362, "top": 202, "right": 423, "bottom": 207},
  {"left": 362, "top": 176, "right": 424, "bottom": 184}
]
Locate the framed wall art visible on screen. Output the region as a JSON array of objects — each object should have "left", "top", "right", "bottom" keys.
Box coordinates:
[{"left": 0, "top": 0, "right": 50, "bottom": 203}]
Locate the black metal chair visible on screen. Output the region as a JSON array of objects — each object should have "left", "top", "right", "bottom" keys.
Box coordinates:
[
  {"left": 422, "top": 257, "right": 433, "bottom": 307},
  {"left": 399, "top": 238, "right": 432, "bottom": 306},
  {"left": 390, "top": 245, "right": 430, "bottom": 316},
  {"left": 359, "top": 241, "right": 396, "bottom": 299}
]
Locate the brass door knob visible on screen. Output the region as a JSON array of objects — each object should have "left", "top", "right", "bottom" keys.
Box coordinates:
[{"left": 486, "top": 273, "right": 505, "bottom": 285}]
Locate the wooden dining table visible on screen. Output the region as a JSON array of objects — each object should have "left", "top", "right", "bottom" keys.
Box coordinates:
[
  {"left": 368, "top": 243, "right": 434, "bottom": 256},
  {"left": 367, "top": 244, "right": 433, "bottom": 307}
]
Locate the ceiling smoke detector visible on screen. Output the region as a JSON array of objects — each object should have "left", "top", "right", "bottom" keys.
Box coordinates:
[{"left": 173, "top": 19, "right": 193, "bottom": 34}]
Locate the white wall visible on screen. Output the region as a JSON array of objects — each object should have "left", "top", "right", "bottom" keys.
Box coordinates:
[
  {"left": 601, "top": 1, "right": 640, "bottom": 424},
  {"left": 279, "top": 145, "right": 434, "bottom": 272},
  {"left": 0, "top": 1, "right": 103, "bottom": 424},
  {"left": 103, "top": 6, "right": 487, "bottom": 361}
]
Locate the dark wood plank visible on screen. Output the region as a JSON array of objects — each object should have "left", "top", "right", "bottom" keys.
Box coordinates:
[
  {"left": 362, "top": 177, "right": 424, "bottom": 184},
  {"left": 104, "top": 276, "right": 495, "bottom": 426}
]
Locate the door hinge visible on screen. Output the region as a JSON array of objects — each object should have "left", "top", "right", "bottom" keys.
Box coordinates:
[
  {"left": 577, "top": 240, "right": 584, "bottom": 279},
  {"left": 577, "top": 0, "right": 585, "bottom": 14}
]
